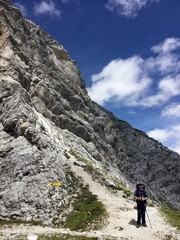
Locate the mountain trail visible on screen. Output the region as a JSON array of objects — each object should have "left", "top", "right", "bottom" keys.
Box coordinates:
[
  {"left": 0, "top": 154, "right": 179, "bottom": 240},
  {"left": 68, "top": 155, "right": 180, "bottom": 240}
]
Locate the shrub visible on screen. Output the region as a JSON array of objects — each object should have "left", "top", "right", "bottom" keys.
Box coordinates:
[
  {"left": 64, "top": 186, "right": 106, "bottom": 231},
  {"left": 160, "top": 207, "right": 180, "bottom": 230},
  {"left": 38, "top": 234, "right": 98, "bottom": 240}
]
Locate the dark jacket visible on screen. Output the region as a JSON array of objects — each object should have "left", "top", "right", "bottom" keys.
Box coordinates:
[{"left": 134, "top": 189, "right": 148, "bottom": 205}]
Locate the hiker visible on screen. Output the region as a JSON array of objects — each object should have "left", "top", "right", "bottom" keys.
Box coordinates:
[{"left": 134, "top": 183, "right": 148, "bottom": 228}]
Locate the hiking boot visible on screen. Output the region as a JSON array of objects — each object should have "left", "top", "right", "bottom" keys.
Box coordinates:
[
  {"left": 136, "top": 223, "right": 140, "bottom": 228},
  {"left": 143, "top": 223, "right": 147, "bottom": 227}
]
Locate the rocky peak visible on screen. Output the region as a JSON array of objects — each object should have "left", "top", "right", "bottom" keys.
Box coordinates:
[{"left": 0, "top": 0, "right": 179, "bottom": 225}]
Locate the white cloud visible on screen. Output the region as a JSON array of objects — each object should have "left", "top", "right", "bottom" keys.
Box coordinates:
[
  {"left": 87, "top": 38, "right": 180, "bottom": 108},
  {"left": 88, "top": 56, "right": 151, "bottom": 105},
  {"left": 172, "top": 141, "right": 180, "bottom": 154},
  {"left": 140, "top": 75, "right": 180, "bottom": 107},
  {"left": 162, "top": 103, "right": 180, "bottom": 118},
  {"left": 34, "top": 0, "right": 61, "bottom": 17},
  {"left": 149, "top": 38, "right": 180, "bottom": 74},
  {"left": 159, "top": 75, "right": 180, "bottom": 96},
  {"left": 105, "top": 0, "right": 159, "bottom": 18},
  {"left": 145, "top": 54, "right": 178, "bottom": 74},
  {"left": 147, "top": 128, "right": 172, "bottom": 142},
  {"left": 14, "top": 2, "right": 27, "bottom": 16},
  {"left": 152, "top": 37, "right": 180, "bottom": 54},
  {"left": 147, "top": 125, "right": 180, "bottom": 154}
]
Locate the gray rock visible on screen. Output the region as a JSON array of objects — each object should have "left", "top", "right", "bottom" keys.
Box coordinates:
[
  {"left": 73, "top": 160, "right": 87, "bottom": 168},
  {"left": 105, "top": 179, "right": 117, "bottom": 189}
]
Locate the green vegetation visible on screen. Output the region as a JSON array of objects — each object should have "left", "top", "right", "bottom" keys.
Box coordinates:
[
  {"left": 0, "top": 218, "right": 42, "bottom": 226},
  {"left": 147, "top": 201, "right": 155, "bottom": 207},
  {"left": 64, "top": 185, "right": 106, "bottom": 231},
  {"left": 162, "top": 234, "right": 173, "bottom": 240},
  {"left": 111, "top": 178, "right": 132, "bottom": 198},
  {"left": 69, "top": 149, "right": 105, "bottom": 183},
  {"left": 64, "top": 150, "right": 70, "bottom": 159},
  {"left": 69, "top": 149, "right": 89, "bottom": 163},
  {"left": 113, "top": 179, "right": 129, "bottom": 193},
  {"left": 38, "top": 234, "right": 98, "bottom": 240},
  {"left": 69, "top": 149, "right": 132, "bottom": 198},
  {"left": 85, "top": 164, "right": 104, "bottom": 182},
  {"left": 6, "top": 235, "right": 25, "bottom": 240},
  {"left": 8, "top": 234, "right": 99, "bottom": 240},
  {"left": 160, "top": 207, "right": 180, "bottom": 230},
  {"left": 122, "top": 189, "right": 131, "bottom": 198}
]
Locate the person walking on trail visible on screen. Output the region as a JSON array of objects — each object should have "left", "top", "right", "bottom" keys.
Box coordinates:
[{"left": 134, "top": 183, "right": 148, "bottom": 228}]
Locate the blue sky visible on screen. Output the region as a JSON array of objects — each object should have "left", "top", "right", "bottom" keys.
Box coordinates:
[{"left": 11, "top": 0, "right": 180, "bottom": 154}]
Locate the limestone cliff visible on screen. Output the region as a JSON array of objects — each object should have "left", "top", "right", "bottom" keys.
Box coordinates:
[{"left": 0, "top": 0, "right": 179, "bottom": 224}]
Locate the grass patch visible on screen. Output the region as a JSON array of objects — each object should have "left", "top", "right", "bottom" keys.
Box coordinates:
[
  {"left": 69, "top": 149, "right": 132, "bottom": 198},
  {"left": 160, "top": 207, "right": 180, "bottom": 230},
  {"left": 64, "top": 185, "right": 106, "bottom": 231},
  {"left": 84, "top": 164, "right": 104, "bottom": 182},
  {"left": 69, "top": 149, "right": 104, "bottom": 183},
  {"left": 122, "top": 189, "right": 131, "bottom": 198},
  {"left": 64, "top": 150, "right": 70, "bottom": 159},
  {"left": 9, "top": 234, "right": 99, "bottom": 240},
  {"left": 148, "top": 201, "right": 155, "bottom": 207},
  {"left": 38, "top": 234, "right": 98, "bottom": 240},
  {"left": 0, "top": 218, "right": 42, "bottom": 226},
  {"left": 162, "top": 234, "right": 174, "bottom": 240},
  {"left": 69, "top": 149, "right": 89, "bottom": 164},
  {"left": 112, "top": 179, "right": 132, "bottom": 198},
  {"left": 5, "top": 234, "right": 25, "bottom": 240}
]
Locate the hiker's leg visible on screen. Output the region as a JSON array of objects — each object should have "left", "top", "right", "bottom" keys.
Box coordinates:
[
  {"left": 142, "top": 204, "right": 146, "bottom": 224},
  {"left": 136, "top": 206, "right": 141, "bottom": 228},
  {"left": 137, "top": 206, "right": 141, "bottom": 224}
]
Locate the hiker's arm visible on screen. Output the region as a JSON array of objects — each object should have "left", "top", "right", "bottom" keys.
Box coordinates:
[
  {"left": 142, "top": 193, "right": 148, "bottom": 201},
  {"left": 142, "top": 196, "right": 147, "bottom": 201},
  {"left": 134, "top": 196, "right": 141, "bottom": 200}
]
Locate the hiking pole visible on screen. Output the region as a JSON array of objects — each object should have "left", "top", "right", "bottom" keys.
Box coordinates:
[{"left": 146, "top": 209, "right": 152, "bottom": 229}]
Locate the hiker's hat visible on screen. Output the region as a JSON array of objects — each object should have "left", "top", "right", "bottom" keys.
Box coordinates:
[{"left": 136, "top": 183, "right": 145, "bottom": 188}]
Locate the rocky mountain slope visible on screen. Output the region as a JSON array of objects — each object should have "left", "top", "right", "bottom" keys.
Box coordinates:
[
  {"left": 0, "top": 153, "right": 179, "bottom": 239},
  {"left": 0, "top": 0, "right": 180, "bottom": 225}
]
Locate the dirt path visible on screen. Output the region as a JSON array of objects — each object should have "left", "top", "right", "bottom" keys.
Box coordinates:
[
  {"left": 69, "top": 156, "right": 180, "bottom": 240},
  {"left": 0, "top": 154, "right": 179, "bottom": 240}
]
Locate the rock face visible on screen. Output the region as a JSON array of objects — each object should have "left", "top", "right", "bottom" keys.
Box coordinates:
[{"left": 0, "top": 0, "right": 180, "bottom": 224}]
